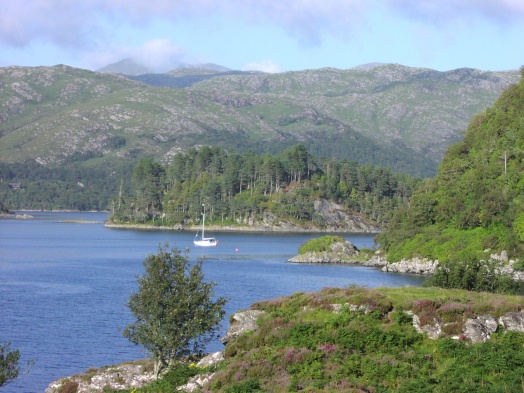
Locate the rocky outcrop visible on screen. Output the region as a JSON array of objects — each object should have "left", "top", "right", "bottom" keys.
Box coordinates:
[
  {"left": 176, "top": 352, "right": 225, "bottom": 392},
  {"left": 382, "top": 258, "right": 439, "bottom": 275},
  {"left": 410, "top": 311, "right": 524, "bottom": 343},
  {"left": 45, "top": 360, "right": 155, "bottom": 393},
  {"left": 221, "top": 310, "right": 266, "bottom": 344},
  {"left": 288, "top": 240, "right": 360, "bottom": 263}
]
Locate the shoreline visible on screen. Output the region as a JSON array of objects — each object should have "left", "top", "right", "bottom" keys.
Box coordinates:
[{"left": 103, "top": 221, "right": 381, "bottom": 234}]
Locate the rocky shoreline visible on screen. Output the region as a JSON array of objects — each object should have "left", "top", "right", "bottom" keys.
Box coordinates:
[
  {"left": 104, "top": 221, "right": 381, "bottom": 234},
  {"left": 287, "top": 240, "right": 524, "bottom": 281}
]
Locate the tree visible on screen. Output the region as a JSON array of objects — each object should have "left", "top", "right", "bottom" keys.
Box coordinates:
[
  {"left": 123, "top": 244, "right": 227, "bottom": 378},
  {"left": 0, "top": 341, "right": 20, "bottom": 388}
]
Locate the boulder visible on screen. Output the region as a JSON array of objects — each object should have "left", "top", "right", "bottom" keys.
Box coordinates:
[
  {"left": 464, "top": 315, "right": 498, "bottom": 343},
  {"left": 499, "top": 312, "right": 524, "bottom": 332},
  {"left": 221, "top": 310, "right": 266, "bottom": 344}
]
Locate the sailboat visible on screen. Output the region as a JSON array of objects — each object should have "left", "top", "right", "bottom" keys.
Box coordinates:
[{"left": 194, "top": 205, "right": 218, "bottom": 247}]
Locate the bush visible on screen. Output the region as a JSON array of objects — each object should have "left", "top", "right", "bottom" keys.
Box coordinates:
[
  {"left": 224, "top": 379, "right": 263, "bottom": 393},
  {"left": 298, "top": 236, "right": 346, "bottom": 254}
]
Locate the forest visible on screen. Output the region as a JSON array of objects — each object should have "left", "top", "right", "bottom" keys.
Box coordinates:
[
  {"left": 377, "top": 67, "right": 524, "bottom": 264},
  {"left": 109, "top": 144, "right": 420, "bottom": 229}
]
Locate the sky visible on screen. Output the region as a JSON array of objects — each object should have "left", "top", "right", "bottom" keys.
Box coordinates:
[{"left": 0, "top": 0, "right": 523, "bottom": 74}]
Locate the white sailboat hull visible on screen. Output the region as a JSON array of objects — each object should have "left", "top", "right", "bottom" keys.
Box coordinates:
[{"left": 193, "top": 238, "right": 218, "bottom": 247}]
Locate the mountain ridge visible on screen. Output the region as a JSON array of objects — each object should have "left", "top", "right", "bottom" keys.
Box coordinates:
[{"left": 0, "top": 63, "right": 520, "bottom": 209}]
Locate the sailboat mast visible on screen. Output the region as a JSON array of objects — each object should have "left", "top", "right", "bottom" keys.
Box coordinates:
[{"left": 202, "top": 205, "right": 205, "bottom": 238}]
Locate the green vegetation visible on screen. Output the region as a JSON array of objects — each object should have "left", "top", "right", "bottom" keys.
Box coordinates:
[
  {"left": 0, "top": 159, "right": 134, "bottom": 211},
  {"left": 0, "top": 341, "right": 20, "bottom": 387},
  {"left": 424, "top": 259, "right": 521, "bottom": 294},
  {"left": 110, "top": 144, "right": 420, "bottom": 229},
  {"left": 1, "top": 65, "right": 519, "bottom": 211},
  {"left": 123, "top": 244, "right": 227, "bottom": 378},
  {"left": 378, "top": 68, "right": 524, "bottom": 265},
  {"left": 112, "top": 286, "right": 524, "bottom": 392},
  {"left": 298, "top": 236, "right": 347, "bottom": 254},
  {"left": 213, "top": 286, "right": 524, "bottom": 392}
]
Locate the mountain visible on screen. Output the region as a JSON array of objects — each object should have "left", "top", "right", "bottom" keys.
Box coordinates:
[
  {"left": 378, "top": 67, "right": 524, "bottom": 263},
  {"left": 0, "top": 63, "right": 520, "bottom": 209},
  {"left": 97, "top": 58, "right": 152, "bottom": 75},
  {"left": 97, "top": 59, "right": 231, "bottom": 76},
  {"left": 128, "top": 69, "right": 261, "bottom": 88}
]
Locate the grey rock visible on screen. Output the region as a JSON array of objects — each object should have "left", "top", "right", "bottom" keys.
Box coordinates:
[
  {"left": 177, "top": 372, "right": 215, "bottom": 392},
  {"left": 221, "top": 310, "right": 266, "bottom": 344},
  {"left": 464, "top": 315, "right": 498, "bottom": 343},
  {"left": 382, "top": 258, "right": 438, "bottom": 275},
  {"left": 196, "top": 351, "right": 224, "bottom": 368},
  {"left": 45, "top": 361, "right": 155, "bottom": 393},
  {"left": 412, "top": 314, "right": 442, "bottom": 339},
  {"left": 499, "top": 312, "right": 524, "bottom": 332}
]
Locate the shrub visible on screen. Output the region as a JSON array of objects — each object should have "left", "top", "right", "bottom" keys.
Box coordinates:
[
  {"left": 224, "top": 378, "right": 263, "bottom": 393},
  {"left": 298, "top": 236, "right": 346, "bottom": 254},
  {"left": 57, "top": 380, "right": 79, "bottom": 393}
]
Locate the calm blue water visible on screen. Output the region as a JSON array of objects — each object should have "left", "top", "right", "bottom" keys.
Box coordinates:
[{"left": 0, "top": 212, "right": 423, "bottom": 392}]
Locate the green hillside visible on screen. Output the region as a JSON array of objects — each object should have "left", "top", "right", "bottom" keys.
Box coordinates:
[
  {"left": 378, "top": 67, "right": 524, "bottom": 263},
  {"left": 0, "top": 64, "right": 519, "bottom": 210}
]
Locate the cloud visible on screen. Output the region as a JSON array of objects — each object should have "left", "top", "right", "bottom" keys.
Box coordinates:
[
  {"left": 0, "top": 0, "right": 368, "bottom": 50},
  {"left": 84, "top": 39, "right": 188, "bottom": 71},
  {"left": 0, "top": 1, "right": 103, "bottom": 48},
  {"left": 386, "top": 0, "right": 524, "bottom": 25},
  {"left": 243, "top": 60, "right": 281, "bottom": 73}
]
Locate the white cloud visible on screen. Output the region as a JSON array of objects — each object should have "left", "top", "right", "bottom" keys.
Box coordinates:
[
  {"left": 83, "top": 39, "right": 187, "bottom": 71},
  {"left": 386, "top": 0, "right": 524, "bottom": 24},
  {"left": 243, "top": 59, "right": 281, "bottom": 73}
]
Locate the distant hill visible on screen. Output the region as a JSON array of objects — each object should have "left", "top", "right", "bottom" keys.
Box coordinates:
[
  {"left": 97, "top": 59, "right": 231, "bottom": 76},
  {"left": 97, "top": 58, "right": 152, "bottom": 75},
  {"left": 0, "top": 63, "right": 520, "bottom": 209},
  {"left": 128, "top": 69, "right": 261, "bottom": 88},
  {"left": 378, "top": 67, "right": 524, "bottom": 262}
]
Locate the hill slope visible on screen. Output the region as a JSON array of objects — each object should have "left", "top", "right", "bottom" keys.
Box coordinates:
[
  {"left": 0, "top": 64, "right": 519, "bottom": 209},
  {"left": 378, "top": 67, "right": 524, "bottom": 263}
]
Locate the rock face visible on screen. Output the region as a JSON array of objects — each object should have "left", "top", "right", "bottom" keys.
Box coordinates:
[
  {"left": 382, "top": 258, "right": 439, "bottom": 275},
  {"left": 220, "top": 310, "right": 266, "bottom": 344}
]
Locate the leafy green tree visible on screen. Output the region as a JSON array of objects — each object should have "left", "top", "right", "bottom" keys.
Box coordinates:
[
  {"left": 424, "top": 259, "right": 521, "bottom": 294},
  {"left": 0, "top": 342, "right": 20, "bottom": 388},
  {"left": 123, "top": 244, "right": 227, "bottom": 378}
]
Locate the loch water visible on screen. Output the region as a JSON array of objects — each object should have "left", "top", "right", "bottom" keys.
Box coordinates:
[{"left": 0, "top": 212, "right": 424, "bottom": 392}]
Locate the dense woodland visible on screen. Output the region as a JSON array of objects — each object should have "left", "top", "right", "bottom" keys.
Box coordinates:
[
  {"left": 378, "top": 67, "right": 524, "bottom": 263},
  {"left": 110, "top": 144, "right": 420, "bottom": 228},
  {"left": 0, "top": 156, "right": 134, "bottom": 211}
]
